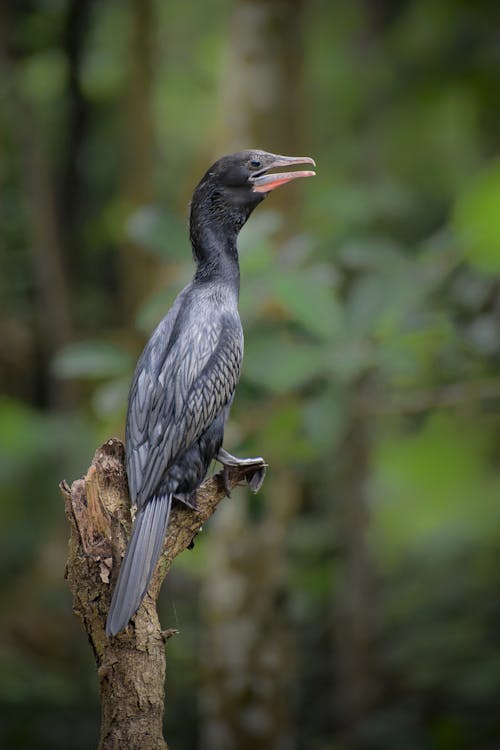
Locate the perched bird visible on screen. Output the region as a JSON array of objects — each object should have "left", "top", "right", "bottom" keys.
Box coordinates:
[{"left": 106, "top": 150, "right": 315, "bottom": 636}]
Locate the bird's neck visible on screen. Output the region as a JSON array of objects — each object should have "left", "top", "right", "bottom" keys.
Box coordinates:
[{"left": 190, "top": 222, "right": 241, "bottom": 294}]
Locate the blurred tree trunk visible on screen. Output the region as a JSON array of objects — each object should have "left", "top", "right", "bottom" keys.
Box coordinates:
[
  {"left": 217, "top": 0, "right": 306, "bottom": 220},
  {"left": 201, "top": 1, "right": 306, "bottom": 748},
  {"left": 200, "top": 472, "right": 300, "bottom": 750},
  {"left": 12, "top": 101, "right": 74, "bottom": 409},
  {"left": 0, "top": 9, "right": 74, "bottom": 409},
  {"left": 120, "top": 0, "right": 161, "bottom": 320},
  {"left": 61, "top": 0, "right": 95, "bottom": 264},
  {"left": 331, "top": 387, "right": 378, "bottom": 745},
  {"left": 328, "top": 8, "right": 390, "bottom": 741}
]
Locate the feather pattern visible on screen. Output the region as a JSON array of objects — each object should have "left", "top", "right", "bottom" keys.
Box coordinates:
[
  {"left": 106, "top": 283, "right": 243, "bottom": 636},
  {"left": 125, "top": 284, "right": 243, "bottom": 508},
  {"left": 106, "top": 494, "right": 172, "bottom": 636}
]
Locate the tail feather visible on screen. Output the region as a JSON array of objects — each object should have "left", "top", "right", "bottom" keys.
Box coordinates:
[{"left": 106, "top": 494, "right": 172, "bottom": 636}]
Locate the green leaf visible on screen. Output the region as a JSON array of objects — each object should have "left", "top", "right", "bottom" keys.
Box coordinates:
[
  {"left": 273, "top": 269, "right": 342, "bottom": 341},
  {"left": 125, "top": 206, "right": 189, "bottom": 260},
  {"left": 0, "top": 398, "right": 43, "bottom": 464},
  {"left": 92, "top": 377, "right": 130, "bottom": 416},
  {"left": 344, "top": 259, "right": 415, "bottom": 338},
  {"left": 258, "top": 400, "right": 314, "bottom": 462},
  {"left": 238, "top": 211, "right": 281, "bottom": 276},
  {"left": 52, "top": 341, "right": 133, "bottom": 380},
  {"left": 243, "top": 337, "right": 326, "bottom": 393},
  {"left": 339, "top": 236, "right": 405, "bottom": 272},
  {"left": 18, "top": 51, "right": 67, "bottom": 104},
  {"left": 330, "top": 338, "right": 374, "bottom": 381},
  {"left": 372, "top": 413, "right": 500, "bottom": 568},
  {"left": 239, "top": 210, "right": 283, "bottom": 256},
  {"left": 302, "top": 387, "right": 347, "bottom": 453},
  {"left": 453, "top": 160, "right": 500, "bottom": 274}
]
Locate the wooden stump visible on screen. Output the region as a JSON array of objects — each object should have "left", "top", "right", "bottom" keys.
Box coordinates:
[{"left": 61, "top": 438, "right": 266, "bottom": 750}]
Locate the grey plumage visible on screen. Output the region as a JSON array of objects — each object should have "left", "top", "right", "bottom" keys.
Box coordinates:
[
  {"left": 106, "top": 292, "right": 242, "bottom": 636},
  {"left": 106, "top": 150, "right": 315, "bottom": 636},
  {"left": 106, "top": 494, "right": 172, "bottom": 637}
]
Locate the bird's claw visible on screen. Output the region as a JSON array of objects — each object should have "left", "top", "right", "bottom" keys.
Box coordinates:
[
  {"left": 174, "top": 491, "right": 198, "bottom": 510},
  {"left": 216, "top": 448, "right": 267, "bottom": 495},
  {"left": 221, "top": 466, "right": 233, "bottom": 498},
  {"left": 246, "top": 465, "right": 267, "bottom": 493}
]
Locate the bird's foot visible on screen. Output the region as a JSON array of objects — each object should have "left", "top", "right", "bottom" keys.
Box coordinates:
[
  {"left": 216, "top": 448, "right": 267, "bottom": 495},
  {"left": 174, "top": 491, "right": 198, "bottom": 510}
]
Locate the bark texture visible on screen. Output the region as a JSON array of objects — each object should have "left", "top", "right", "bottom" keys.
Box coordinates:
[{"left": 61, "top": 438, "right": 265, "bottom": 750}]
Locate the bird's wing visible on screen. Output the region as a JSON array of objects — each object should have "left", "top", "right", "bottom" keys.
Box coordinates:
[{"left": 126, "top": 307, "right": 242, "bottom": 508}]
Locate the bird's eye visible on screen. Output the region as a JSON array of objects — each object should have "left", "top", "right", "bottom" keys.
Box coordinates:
[{"left": 250, "top": 159, "right": 262, "bottom": 169}]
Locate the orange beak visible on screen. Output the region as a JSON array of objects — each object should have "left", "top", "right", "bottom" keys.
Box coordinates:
[{"left": 251, "top": 154, "right": 316, "bottom": 193}]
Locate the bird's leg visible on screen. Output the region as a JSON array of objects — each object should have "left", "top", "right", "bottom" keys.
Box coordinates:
[{"left": 216, "top": 448, "right": 267, "bottom": 495}]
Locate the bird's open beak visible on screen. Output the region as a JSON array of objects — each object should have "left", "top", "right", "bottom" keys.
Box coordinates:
[{"left": 251, "top": 155, "right": 316, "bottom": 193}]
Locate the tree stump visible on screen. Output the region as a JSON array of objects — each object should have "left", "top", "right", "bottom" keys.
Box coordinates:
[{"left": 60, "top": 438, "right": 266, "bottom": 750}]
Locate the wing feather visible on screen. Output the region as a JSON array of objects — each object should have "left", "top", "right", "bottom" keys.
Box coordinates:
[{"left": 126, "top": 298, "right": 243, "bottom": 508}]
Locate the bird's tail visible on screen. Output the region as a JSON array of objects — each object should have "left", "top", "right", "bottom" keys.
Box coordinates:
[{"left": 106, "top": 494, "right": 172, "bottom": 637}]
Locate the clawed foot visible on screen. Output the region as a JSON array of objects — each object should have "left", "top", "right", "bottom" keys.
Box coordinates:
[
  {"left": 174, "top": 491, "right": 198, "bottom": 510},
  {"left": 216, "top": 448, "right": 268, "bottom": 496}
]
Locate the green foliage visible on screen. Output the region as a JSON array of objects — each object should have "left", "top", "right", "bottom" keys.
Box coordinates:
[
  {"left": 243, "top": 337, "right": 326, "bottom": 393},
  {"left": 82, "top": 3, "right": 130, "bottom": 100},
  {"left": 372, "top": 412, "right": 500, "bottom": 567},
  {"left": 18, "top": 50, "right": 67, "bottom": 105},
  {"left": 125, "top": 206, "right": 189, "bottom": 261},
  {"left": 273, "top": 268, "right": 341, "bottom": 342},
  {"left": 2, "top": 0, "right": 500, "bottom": 748},
  {"left": 52, "top": 341, "right": 134, "bottom": 380},
  {"left": 453, "top": 160, "right": 500, "bottom": 273},
  {"left": 0, "top": 398, "right": 94, "bottom": 570}
]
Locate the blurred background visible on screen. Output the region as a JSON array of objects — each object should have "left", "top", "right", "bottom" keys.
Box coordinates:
[{"left": 1, "top": 0, "right": 500, "bottom": 748}]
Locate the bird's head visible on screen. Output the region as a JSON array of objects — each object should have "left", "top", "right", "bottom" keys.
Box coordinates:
[{"left": 190, "top": 149, "right": 316, "bottom": 236}]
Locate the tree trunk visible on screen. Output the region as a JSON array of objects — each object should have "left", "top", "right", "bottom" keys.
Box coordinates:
[
  {"left": 217, "top": 0, "right": 306, "bottom": 221},
  {"left": 0, "top": 8, "right": 75, "bottom": 409},
  {"left": 60, "top": 0, "right": 95, "bottom": 265},
  {"left": 332, "top": 390, "right": 379, "bottom": 744},
  {"left": 201, "top": 3, "right": 307, "bottom": 746},
  {"left": 120, "top": 0, "right": 162, "bottom": 321},
  {"left": 200, "top": 471, "right": 300, "bottom": 750},
  {"left": 61, "top": 438, "right": 265, "bottom": 750}
]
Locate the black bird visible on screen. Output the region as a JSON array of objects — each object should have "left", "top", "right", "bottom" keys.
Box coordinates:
[{"left": 106, "top": 150, "right": 315, "bottom": 636}]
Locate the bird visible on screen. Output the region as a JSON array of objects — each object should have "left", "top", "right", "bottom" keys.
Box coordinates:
[{"left": 105, "top": 149, "right": 316, "bottom": 636}]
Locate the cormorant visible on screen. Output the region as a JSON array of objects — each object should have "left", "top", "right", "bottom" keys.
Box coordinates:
[{"left": 106, "top": 150, "right": 315, "bottom": 636}]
